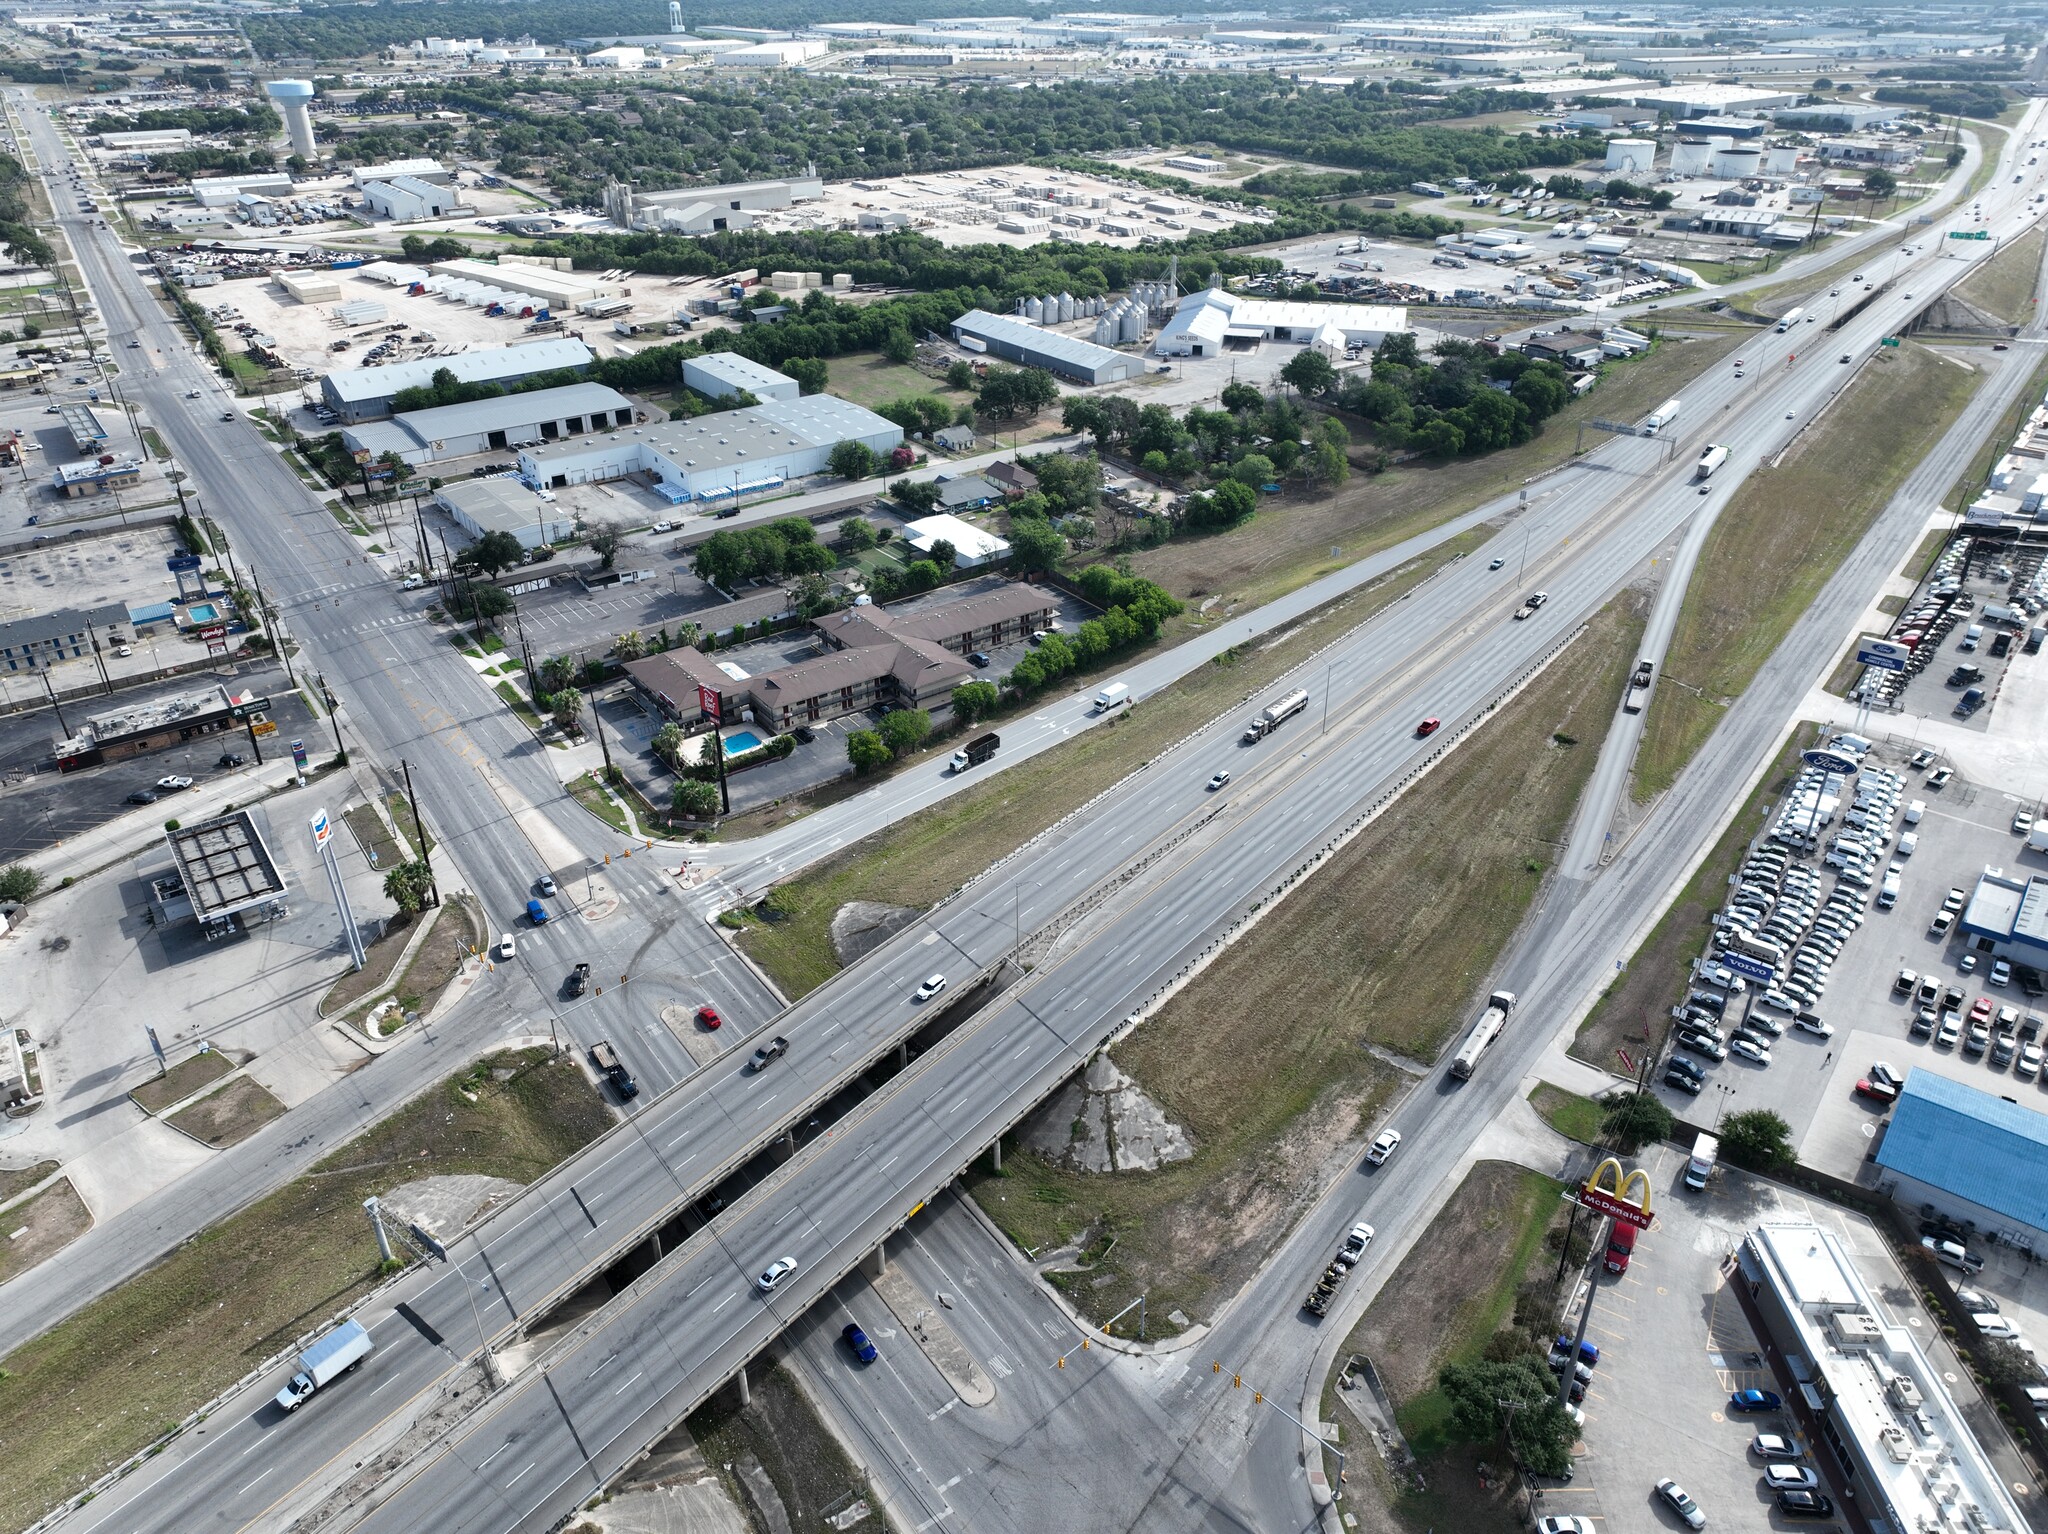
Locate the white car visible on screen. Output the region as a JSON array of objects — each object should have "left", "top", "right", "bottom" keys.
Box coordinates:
[
  {"left": 1536, "top": 1519, "right": 1594, "bottom": 1534},
  {"left": 1366, "top": 1130, "right": 1402, "bottom": 1166},
  {"left": 156, "top": 775, "right": 194, "bottom": 790},
  {"left": 1793, "top": 1013, "right": 1835, "bottom": 1039},
  {"left": 1731, "top": 1035, "right": 1772, "bottom": 1065},
  {"left": 495, "top": 932, "right": 516, "bottom": 960},
  {"left": 913, "top": 973, "right": 948, "bottom": 1003},
  {"left": 757, "top": 1256, "right": 798, "bottom": 1293},
  {"left": 1206, "top": 771, "right": 1232, "bottom": 791},
  {"left": 1764, "top": 1464, "right": 1819, "bottom": 1490}
]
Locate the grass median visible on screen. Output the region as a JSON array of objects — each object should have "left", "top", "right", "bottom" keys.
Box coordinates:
[
  {"left": 731, "top": 537, "right": 1482, "bottom": 998},
  {"left": 1631, "top": 343, "right": 1981, "bottom": 803},
  {"left": 1132, "top": 333, "right": 1742, "bottom": 610},
  {"left": 1953, "top": 223, "right": 2045, "bottom": 326},
  {"left": 963, "top": 593, "right": 1644, "bottom": 1331},
  {"left": 0, "top": 1048, "right": 610, "bottom": 1533}
]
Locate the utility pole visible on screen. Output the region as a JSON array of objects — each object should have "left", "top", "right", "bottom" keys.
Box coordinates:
[
  {"left": 42, "top": 666, "right": 68, "bottom": 734},
  {"left": 400, "top": 758, "right": 439, "bottom": 908}
]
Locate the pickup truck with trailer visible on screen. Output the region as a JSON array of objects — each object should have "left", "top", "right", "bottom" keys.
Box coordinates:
[
  {"left": 950, "top": 732, "right": 999, "bottom": 773},
  {"left": 1242, "top": 688, "right": 1310, "bottom": 743},
  {"left": 1302, "top": 1223, "right": 1374, "bottom": 1315},
  {"left": 1512, "top": 591, "right": 1549, "bottom": 622},
  {"left": 275, "top": 1320, "right": 373, "bottom": 1411},
  {"left": 1449, "top": 990, "right": 1518, "bottom": 1079},
  {"left": 1624, "top": 659, "right": 1655, "bottom": 713}
]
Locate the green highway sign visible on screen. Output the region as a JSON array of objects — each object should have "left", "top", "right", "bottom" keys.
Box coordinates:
[{"left": 1881, "top": 337, "right": 1901, "bottom": 347}]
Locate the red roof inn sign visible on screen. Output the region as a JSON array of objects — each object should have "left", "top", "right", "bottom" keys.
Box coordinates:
[{"left": 1577, "top": 1157, "right": 1654, "bottom": 1230}]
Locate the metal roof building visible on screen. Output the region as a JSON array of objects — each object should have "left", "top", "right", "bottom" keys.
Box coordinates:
[
  {"left": 517, "top": 396, "right": 901, "bottom": 504},
  {"left": 319, "top": 339, "right": 594, "bottom": 423},
  {"left": 344, "top": 382, "right": 634, "bottom": 464},
  {"left": 437, "top": 477, "right": 577, "bottom": 550},
  {"left": 1876, "top": 1070, "right": 2048, "bottom": 1245},
  {"left": 948, "top": 310, "right": 1144, "bottom": 386},
  {"left": 158, "top": 811, "right": 288, "bottom": 930},
  {"left": 681, "top": 352, "right": 799, "bottom": 404}
]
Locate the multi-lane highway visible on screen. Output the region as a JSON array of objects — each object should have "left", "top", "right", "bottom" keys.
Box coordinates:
[{"left": 11, "top": 82, "right": 2048, "bottom": 1534}]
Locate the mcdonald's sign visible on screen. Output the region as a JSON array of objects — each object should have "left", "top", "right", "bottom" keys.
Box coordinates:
[{"left": 1578, "top": 1157, "right": 1654, "bottom": 1230}]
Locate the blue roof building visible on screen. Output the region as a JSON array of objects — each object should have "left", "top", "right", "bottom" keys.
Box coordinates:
[
  {"left": 1957, "top": 869, "right": 2048, "bottom": 969},
  {"left": 1876, "top": 1071, "right": 2048, "bottom": 1245}
]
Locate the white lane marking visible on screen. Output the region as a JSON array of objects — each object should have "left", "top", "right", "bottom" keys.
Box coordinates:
[
  {"left": 615, "top": 1370, "right": 643, "bottom": 1396},
  {"left": 938, "top": 1475, "right": 962, "bottom": 1491},
  {"left": 238, "top": 1469, "right": 273, "bottom": 1497},
  {"left": 879, "top": 1154, "right": 899, "bottom": 1171},
  {"left": 479, "top": 1442, "right": 511, "bottom": 1469},
  {"left": 711, "top": 1291, "right": 737, "bottom": 1314},
  {"left": 505, "top": 1462, "right": 537, "bottom": 1488}
]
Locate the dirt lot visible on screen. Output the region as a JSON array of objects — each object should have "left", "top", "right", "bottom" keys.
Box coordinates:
[
  {"left": 1572, "top": 733, "right": 1812, "bottom": 1073},
  {"left": 1132, "top": 332, "right": 1743, "bottom": 609},
  {"left": 0, "top": 1177, "right": 92, "bottom": 1285},
  {"left": 1334, "top": 1161, "right": 1569, "bottom": 1534},
  {"left": 0, "top": 1048, "right": 611, "bottom": 1533},
  {"left": 733, "top": 547, "right": 1472, "bottom": 997},
  {"left": 165, "top": 1075, "right": 288, "bottom": 1149},
  {"left": 1632, "top": 343, "right": 1980, "bottom": 800},
  {"left": 965, "top": 594, "right": 1644, "bottom": 1330}
]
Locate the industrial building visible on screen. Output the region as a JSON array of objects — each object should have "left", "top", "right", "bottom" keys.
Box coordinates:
[
  {"left": 1152, "top": 289, "right": 1407, "bottom": 359},
  {"left": 189, "top": 172, "right": 294, "bottom": 208},
  {"left": 98, "top": 127, "right": 191, "bottom": 150},
  {"left": 624, "top": 583, "right": 1056, "bottom": 731},
  {"left": 362, "top": 175, "right": 464, "bottom": 223},
  {"left": 277, "top": 270, "right": 341, "bottom": 304},
  {"left": 430, "top": 258, "right": 617, "bottom": 310},
  {"left": 681, "top": 352, "right": 800, "bottom": 404},
  {"left": 0, "top": 601, "right": 129, "bottom": 673},
  {"left": 601, "top": 168, "right": 824, "bottom": 234},
  {"left": 1957, "top": 869, "right": 2048, "bottom": 968},
  {"left": 342, "top": 382, "right": 635, "bottom": 465},
  {"left": 350, "top": 158, "right": 452, "bottom": 188},
  {"left": 1875, "top": 1072, "right": 2048, "bottom": 1253},
  {"left": 1739, "top": 1220, "right": 2028, "bottom": 1531},
  {"left": 437, "top": 477, "right": 577, "bottom": 551},
  {"left": 948, "top": 310, "right": 1145, "bottom": 386},
  {"left": 516, "top": 396, "right": 901, "bottom": 504},
  {"left": 319, "top": 338, "right": 594, "bottom": 423}
]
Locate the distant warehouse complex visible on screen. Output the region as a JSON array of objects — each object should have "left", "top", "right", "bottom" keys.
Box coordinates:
[
  {"left": 948, "top": 310, "right": 1146, "bottom": 386},
  {"left": 517, "top": 396, "right": 901, "bottom": 504},
  {"left": 342, "top": 382, "right": 636, "bottom": 465}
]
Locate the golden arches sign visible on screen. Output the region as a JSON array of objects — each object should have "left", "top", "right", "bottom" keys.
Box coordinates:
[{"left": 1578, "top": 1156, "right": 1654, "bottom": 1230}]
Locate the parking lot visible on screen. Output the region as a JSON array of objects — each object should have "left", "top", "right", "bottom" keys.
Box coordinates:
[
  {"left": 1653, "top": 728, "right": 2048, "bottom": 1173},
  {"left": 1543, "top": 1147, "right": 2000, "bottom": 1533},
  {"left": 1853, "top": 532, "right": 2044, "bottom": 732}
]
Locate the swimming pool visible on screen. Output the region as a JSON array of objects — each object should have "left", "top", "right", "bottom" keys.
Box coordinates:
[
  {"left": 186, "top": 602, "right": 222, "bottom": 624},
  {"left": 722, "top": 730, "right": 764, "bottom": 756}
]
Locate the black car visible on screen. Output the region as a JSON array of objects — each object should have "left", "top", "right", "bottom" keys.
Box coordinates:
[
  {"left": 1667, "top": 1055, "right": 1706, "bottom": 1081},
  {"left": 968, "top": 651, "right": 992, "bottom": 668},
  {"left": 566, "top": 962, "right": 589, "bottom": 998},
  {"left": 217, "top": 752, "right": 246, "bottom": 768},
  {"left": 1777, "top": 1489, "right": 1835, "bottom": 1519},
  {"left": 126, "top": 787, "right": 159, "bottom": 805},
  {"left": 1663, "top": 1068, "right": 1704, "bottom": 1096},
  {"left": 792, "top": 726, "right": 815, "bottom": 744}
]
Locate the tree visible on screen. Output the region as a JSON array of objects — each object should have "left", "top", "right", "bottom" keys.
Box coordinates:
[
  {"left": 1601, "top": 1090, "right": 1674, "bottom": 1154},
  {"left": 613, "top": 629, "right": 645, "bottom": 661},
  {"left": 900, "top": 558, "right": 944, "bottom": 593},
  {"left": 0, "top": 863, "right": 40, "bottom": 904},
  {"left": 829, "top": 440, "right": 879, "bottom": 481},
  {"left": 1439, "top": 1357, "right": 1576, "bottom": 1477},
  {"left": 456, "top": 529, "right": 525, "bottom": 578},
  {"left": 838, "top": 515, "right": 878, "bottom": 552},
  {"left": 784, "top": 355, "right": 828, "bottom": 395},
  {"left": 1208, "top": 479, "right": 1258, "bottom": 526},
  {"left": 846, "top": 729, "right": 891, "bottom": 774},
  {"left": 1864, "top": 168, "right": 1898, "bottom": 201},
  {"left": 890, "top": 477, "right": 942, "bottom": 514},
  {"left": 589, "top": 528, "right": 621, "bottom": 570},
  {"left": 652, "top": 722, "right": 685, "bottom": 767},
  {"left": 952, "top": 679, "right": 1000, "bottom": 722},
  {"left": 1220, "top": 380, "right": 1265, "bottom": 414},
  {"left": 538, "top": 654, "right": 578, "bottom": 694},
  {"left": 382, "top": 859, "right": 434, "bottom": 915},
  {"left": 878, "top": 708, "right": 932, "bottom": 757},
  {"left": 548, "top": 689, "right": 584, "bottom": 733},
  {"left": 457, "top": 581, "right": 513, "bottom": 632},
  {"left": 671, "top": 778, "right": 720, "bottom": 818},
  {"left": 1230, "top": 453, "right": 1278, "bottom": 489},
  {"left": 1008, "top": 517, "right": 1067, "bottom": 574},
  {"left": 946, "top": 359, "right": 977, "bottom": 390},
  {"left": 927, "top": 538, "right": 957, "bottom": 570},
  {"left": 1280, "top": 348, "right": 1337, "bottom": 398},
  {"left": 1375, "top": 331, "right": 1422, "bottom": 369},
  {"left": 883, "top": 326, "right": 916, "bottom": 365},
  {"left": 1980, "top": 1338, "right": 2042, "bottom": 1388},
  {"left": 1719, "top": 1109, "right": 1794, "bottom": 1172}
]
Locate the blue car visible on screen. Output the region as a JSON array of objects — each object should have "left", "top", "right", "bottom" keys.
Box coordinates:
[
  {"left": 842, "top": 1322, "right": 878, "bottom": 1364},
  {"left": 1730, "top": 1388, "right": 1783, "bottom": 1413},
  {"left": 1553, "top": 1335, "right": 1599, "bottom": 1367},
  {"left": 526, "top": 898, "right": 549, "bottom": 925}
]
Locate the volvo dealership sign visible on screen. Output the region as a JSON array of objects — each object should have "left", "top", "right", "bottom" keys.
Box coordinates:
[{"left": 1720, "top": 952, "right": 1776, "bottom": 984}]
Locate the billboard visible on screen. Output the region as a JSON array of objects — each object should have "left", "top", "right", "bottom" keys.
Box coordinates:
[
  {"left": 1577, "top": 1157, "right": 1653, "bottom": 1230},
  {"left": 1855, "top": 637, "right": 1911, "bottom": 672},
  {"left": 1720, "top": 952, "right": 1774, "bottom": 984},
  {"left": 1801, "top": 748, "right": 1859, "bottom": 775},
  {"left": 311, "top": 809, "right": 331, "bottom": 847},
  {"left": 697, "top": 683, "right": 722, "bottom": 721}
]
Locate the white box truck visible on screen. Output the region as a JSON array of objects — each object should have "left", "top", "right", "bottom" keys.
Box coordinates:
[
  {"left": 1093, "top": 683, "right": 1131, "bottom": 714},
  {"left": 1683, "top": 1133, "right": 1718, "bottom": 1191},
  {"left": 274, "top": 1319, "right": 373, "bottom": 1411}
]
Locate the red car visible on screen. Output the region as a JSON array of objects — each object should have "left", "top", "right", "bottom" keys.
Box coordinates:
[
  {"left": 1416, "top": 717, "right": 1441, "bottom": 737},
  {"left": 1855, "top": 1076, "right": 1900, "bottom": 1103},
  {"left": 1969, "top": 996, "right": 1994, "bottom": 1024},
  {"left": 696, "top": 1004, "right": 723, "bottom": 1030}
]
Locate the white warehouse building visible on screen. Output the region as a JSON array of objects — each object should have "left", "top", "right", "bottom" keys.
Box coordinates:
[
  {"left": 517, "top": 396, "right": 901, "bottom": 505},
  {"left": 681, "top": 352, "right": 800, "bottom": 403},
  {"left": 1152, "top": 288, "right": 1407, "bottom": 359},
  {"left": 362, "top": 174, "right": 463, "bottom": 222}
]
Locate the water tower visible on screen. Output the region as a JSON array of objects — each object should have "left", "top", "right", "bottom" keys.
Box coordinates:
[{"left": 266, "top": 79, "right": 317, "bottom": 160}]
